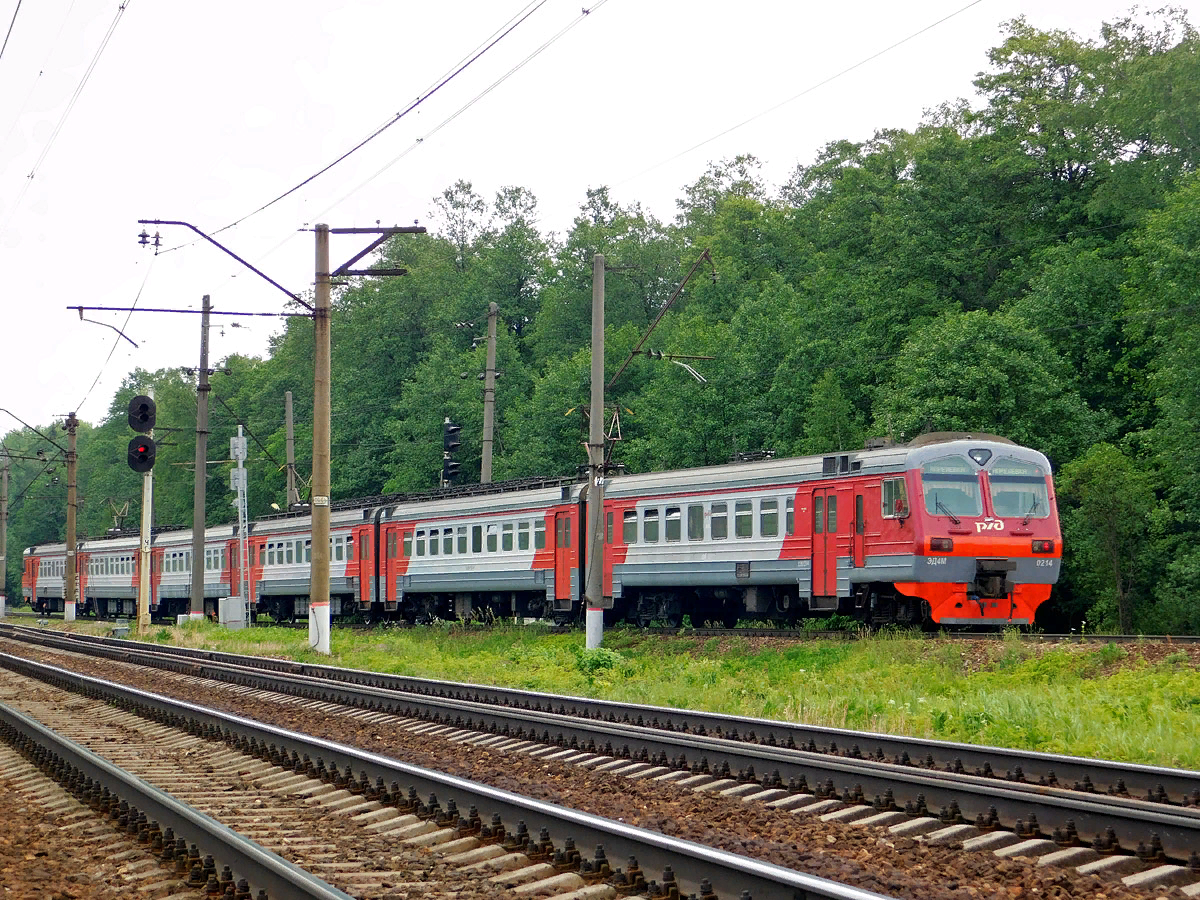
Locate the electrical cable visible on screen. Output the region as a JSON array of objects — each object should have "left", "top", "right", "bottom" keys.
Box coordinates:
[
  {"left": 0, "top": 0, "right": 130, "bottom": 232},
  {"left": 614, "top": 0, "right": 987, "bottom": 188},
  {"left": 0, "top": 1, "right": 78, "bottom": 153},
  {"left": 74, "top": 254, "right": 155, "bottom": 417},
  {"left": 0, "top": 0, "right": 23, "bottom": 63},
  {"left": 310, "top": 0, "right": 610, "bottom": 224},
  {"left": 157, "top": 0, "right": 551, "bottom": 255}
]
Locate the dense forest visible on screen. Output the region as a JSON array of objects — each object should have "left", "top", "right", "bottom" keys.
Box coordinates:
[{"left": 3, "top": 11, "right": 1198, "bottom": 633}]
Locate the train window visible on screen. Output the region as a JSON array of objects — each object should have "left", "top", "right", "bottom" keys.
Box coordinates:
[
  {"left": 334, "top": 539, "right": 344, "bottom": 562},
  {"left": 856, "top": 495, "right": 864, "bottom": 534},
  {"left": 518, "top": 521, "right": 530, "bottom": 551},
  {"left": 922, "top": 456, "right": 983, "bottom": 517},
  {"left": 814, "top": 496, "right": 824, "bottom": 534},
  {"left": 606, "top": 512, "right": 613, "bottom": 545},
  {"left": 487, "top": 525, "right": 498, "bottom": 553},
  {"left": 259, "top": 547, "right": 265, "bottom": 566},
  {"left": 535, "top": 519, "right": 546, "bottom": 550},
  {"left": 347, "top": 537, "right": 355, "bottom": 561},
  {"left": 387, "top": 533, "right": 396, "bottom": 559},
  {"left": 760, "top": 499, "right": 779, "bottom": 537},
  {"left": 402, "top": 531, "right": 412, "bottom": 557},
  {"left": 429, "top": 529, "right": 439, "bottom": 556},
  {"left": 458, "top": 526, "right": 468, "bottom": 554},
  {"left": 786, "top": 497, "right": 795, "bottom": 535},
  {"left": 502, "top": 523, "right": 514, "bottom": 551},
  {"left": 882, "top": 478, "right": 910, "bottom": 518},
  {"left": 472, "top": 525, "right": 483, "bottom": 553},
  {"left": 304, "top": 540, "right": 312, "bottom": 563},
  {"left": 711, "top": 503, "right": 728, "bottom": 540},
  {"left": 564, "top": 517, "right": 571, "bottom": 550},
  {"left": 359, "top": 534, "right": 368, "bottom": 560},
  {"left": 623, "top": 510, "right": 638, "bottom": 544},
  {"left": 643, "top": 508, "right": 659, "bottom": 543},
  {"left": 989, "top": 458, "right": 1050, "bottom": 519},
  {"left": 285, "top": 543, "right": 294, "bottom": 565},
  {"left": 687, "top": 505, "right": 704, "bottom": 541},
  {"left": 827, "top": 497, "right": 838, "bottom": 532},
  {"left": 443, "top": 530, "right": 454, "bottom": 555},
  {"left": 415, "top": 530, "right": 426, "bottom": 557},
  {"left": 665, "top": 507, "right": 681, "bottom": 542},
  {"left": 735, "top": 501, "right": 753, "bottom": 538}
]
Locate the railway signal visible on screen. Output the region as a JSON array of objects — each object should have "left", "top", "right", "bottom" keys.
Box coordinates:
[
  {"left": 127, "top": 395, "right": 157, "bottom": 473},
  {"left": 442, "top": 419, "right": 461, "bottom": 487}
]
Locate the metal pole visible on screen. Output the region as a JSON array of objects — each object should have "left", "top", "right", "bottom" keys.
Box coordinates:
[
  {"left": 1, "top": 452, "right": 8, "bottom": 616},
  {"left": 481, "top": 302, "right": 498, "bottom": 484},
  {"left": 64, "top": 413, "right": 79, "bottom": 623},
  {"left": 585, "top": 255, "right": 606, "bottom": 649},
  {"left": 191, "top": 294, "right": 211, "bottom": 620},
  {"left": 285, "top": 391, "right": 299, "bottom": 507},
  {"left": 138, "top": 393, "right": 154, "bottom": 634},
  {"left": 310, "top": 225, "right": 331, "bottom": 655}
]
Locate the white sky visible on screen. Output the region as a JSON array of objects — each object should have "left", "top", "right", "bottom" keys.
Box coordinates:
[{"left": 1, "top": 0, "right": 1190, "bottom": 434}]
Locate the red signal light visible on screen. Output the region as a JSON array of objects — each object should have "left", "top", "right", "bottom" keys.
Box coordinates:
[
  {"left": 1032, "top": 539, "right": 1055, "bottom": 554},
  {"left": 930, "top": 537, "right": 954, "bottom": 552}
]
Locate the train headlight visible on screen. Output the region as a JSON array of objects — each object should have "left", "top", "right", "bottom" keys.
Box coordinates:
[
  {"left": 930, "top": 537, "right": 954, "bottom": 552},
  {"left": 1032, "top": 539, "right": 1055, "bottom": 554}
]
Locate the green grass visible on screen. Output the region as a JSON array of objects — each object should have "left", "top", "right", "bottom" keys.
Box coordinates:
[{"left": 50, "top": 620, "right": 1200, "bottom": 770}]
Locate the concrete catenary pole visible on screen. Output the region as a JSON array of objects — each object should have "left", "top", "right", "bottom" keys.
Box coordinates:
[
  {"left": 310, "top": 225, "right": 332, "bottom": 655},
  {"left": 585, "top": 255, "right": 606, "bottom": 649},
  {"left": 285, "top": 391, "right": 299, "bottom": 507},
  {"left": 64, "top": 413, "right": 79, "bottom": 622},
  {"left": 190, "top": 294, "right": 211, "bottom": 620},
  {"left": 481, "top": 302, "right": 498, "bottom": 484},
  {"left": 1, "top": 452, "right": 8, "bottom": 616}
]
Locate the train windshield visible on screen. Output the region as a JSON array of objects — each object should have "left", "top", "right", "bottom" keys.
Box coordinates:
[
  {"left": 921, "top": 456, "right": 983, "bottom": 518},
  {"left": 988, "top": 457, "right": 1051, "bottom": 520}
]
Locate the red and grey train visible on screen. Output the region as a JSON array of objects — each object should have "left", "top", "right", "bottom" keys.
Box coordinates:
[{"left": 22, "top": 433, "right": 1062, "bottom": 627}]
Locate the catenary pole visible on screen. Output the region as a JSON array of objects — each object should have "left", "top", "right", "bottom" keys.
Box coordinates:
[
  {"left": 190, "top": 294, "right": 211, "bottom": 621},
  {"left": 0, "top": 452, "right": 8, "bottom": 616},
  {"left": 585, "top": 255, "right": 606, "bottom": 649},
  {"left": 481, "top": 302, "right": 498, "bottom": 484},
  {"left": 310, "top": 225, "right": 332, "bottom": 655},
  {"left": 64, "top": 413, "right": 79, "bottom": 623}
]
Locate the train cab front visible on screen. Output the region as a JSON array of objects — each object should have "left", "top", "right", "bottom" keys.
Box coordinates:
[{"left": 896, "top": 439, "right": 1062, "bottom": 627}]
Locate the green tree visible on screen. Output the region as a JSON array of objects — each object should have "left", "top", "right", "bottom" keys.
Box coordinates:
[
  {"left": 1057, "top": 443, "right": 1157, "bottom": 632},
  {"left": 872, "top": 309, "right": 1107, "bottom": 462}
]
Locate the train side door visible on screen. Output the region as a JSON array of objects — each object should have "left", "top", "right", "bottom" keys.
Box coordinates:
[
  {"left": 852, "top": 493, "right": 866, "bottom": 568},
  {"left": 812, "top": 488, "right": 839, "bottom": 596},
  {"left": 554, "top": 510, "right": 573, "bottom": 600}
]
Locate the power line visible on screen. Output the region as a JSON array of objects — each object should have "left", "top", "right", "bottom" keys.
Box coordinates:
[
  {"left": 0, "top": 0, "right": 23, "bottom": 63},
  {"left": 0, "top": 1, "right": 79, "bottom": 152},
  {"left": 0, "top": 0, "right": 130, "bottom": 233},
  {"left": 74, "top": 255, "right": 156, "bottom": 417},
  {"left": 615, "top": 0, "right": 987, "bottom": 189},
  {"left": 313, "top": 1, "right": 610, "bottom": 223},
  {"left": 159, "top": 0, "right": 551, "bottom": 255}
]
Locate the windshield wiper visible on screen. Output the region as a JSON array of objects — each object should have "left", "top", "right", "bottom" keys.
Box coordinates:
[
  {"left": 935, "top": 496, "right": 961, "bottom": 525},
  {"left": 1022, "top": 496, "right": 1040, "bottom": 526}
]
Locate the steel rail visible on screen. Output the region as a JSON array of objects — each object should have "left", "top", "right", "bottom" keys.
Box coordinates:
[
  {"left": 0, "top": 700, "right": 355, "bottom": 900},
  {"left": 6, "top": 623, "right": 1195, "bottom": 810},
  {"left": 3, "top": 628, "right": 1199, "bottom": 863},
  {"left": 0, "top": 650, "right": 897, "bottom": 900}
]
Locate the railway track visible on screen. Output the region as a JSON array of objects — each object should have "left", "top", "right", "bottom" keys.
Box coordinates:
[
  {"left": 1, "top": 625, "right": 1198, "bottom": 897},
  {"left": 8, "top": 607, "right": 1200, "bottom": 643},
  {"left": 0, "top": 650, "right": 895, "bottom": 900}
]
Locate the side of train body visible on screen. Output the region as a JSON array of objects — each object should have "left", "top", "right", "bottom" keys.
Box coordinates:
[{"left": 22, "top": 435, "right": 1061, "bottom": 627}]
